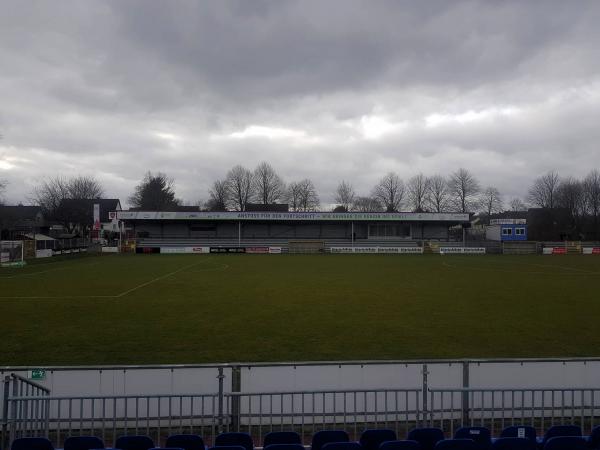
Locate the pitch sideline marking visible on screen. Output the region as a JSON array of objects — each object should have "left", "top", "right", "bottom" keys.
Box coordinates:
[
  {"left": 0, "top": 258, "right": 217, "bottom": 299},
  {"left": 441, "top": 259, "right": 600, "bottom": 275},
  {"left": 0, "top": 260, "right": 102, "bottom": 279}
]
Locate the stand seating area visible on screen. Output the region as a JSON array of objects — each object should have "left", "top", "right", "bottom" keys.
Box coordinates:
[{"left": 10, "top": 425, "right": 600, "bottom": 450}]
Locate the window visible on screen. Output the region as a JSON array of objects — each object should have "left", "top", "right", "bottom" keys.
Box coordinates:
[
  {"left": 502, "top": 228, "right": 512, "bottom": 236},
  {"left": 515, "top": 227, "right": 525, "bottom": 236}
]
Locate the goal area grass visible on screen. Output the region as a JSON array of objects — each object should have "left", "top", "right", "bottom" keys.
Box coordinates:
[{"left": 1, "top": 253, "right": 599, "bottom": 365}]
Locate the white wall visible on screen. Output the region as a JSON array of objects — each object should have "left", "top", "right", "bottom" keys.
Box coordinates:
[{"left": 4, "top": 360, "right": 600, "bottom": 398}]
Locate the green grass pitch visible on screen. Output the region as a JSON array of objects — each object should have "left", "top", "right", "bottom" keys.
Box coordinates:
[{"left": 1, "top": 253, "right": 600, "bottom": 365}]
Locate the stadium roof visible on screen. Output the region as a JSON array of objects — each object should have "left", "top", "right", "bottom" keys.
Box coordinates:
[{"left": 116, "top": 210, "right": 470, "bottom": 222}]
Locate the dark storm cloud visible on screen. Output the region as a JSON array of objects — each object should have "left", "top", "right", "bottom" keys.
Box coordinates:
[{"left": 1, "top": 0, "right": 600, "bottom": 205}]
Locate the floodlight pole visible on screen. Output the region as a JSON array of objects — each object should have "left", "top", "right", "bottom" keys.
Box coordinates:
[
  {"left": 351, "top": 222, "right": 354, "bottom": 248},
  {"left": 238, "top": 221, "right": 241, "bottom": 247}
]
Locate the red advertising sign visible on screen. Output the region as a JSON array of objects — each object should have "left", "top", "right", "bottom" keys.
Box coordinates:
[{"left": 552, "top": 247, "right": 567, "bottom": 254}]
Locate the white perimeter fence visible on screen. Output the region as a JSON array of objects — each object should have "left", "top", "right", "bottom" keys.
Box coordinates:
[{"left": 3, "top": 359, "right": 600, "bottom": 449}]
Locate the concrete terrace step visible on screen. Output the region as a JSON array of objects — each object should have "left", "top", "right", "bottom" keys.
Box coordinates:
[{"left": 137, "top": 238, "right": 425, "bottom": 249}]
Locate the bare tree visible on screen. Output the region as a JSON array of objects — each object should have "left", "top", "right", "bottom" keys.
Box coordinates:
[
  {"left": 407, "top": 174, "right": 430, "bottom": 212},
  {"left": 252, "top": 162, "right": 285, "bottom": 204},
  {"left": 509, "top": 198, "right": 527, "bottom": 211},
  {"left": 287, "top": 179, "right": 319, "bottom": 212},
  {"left": 206, "top": 179, "right": 229, "bottom": 211},
  {"left": 447, "top": 168, "right": 481, "bottom": 213},
  {"left": 583, "top": 169, "right": 600, "bottom": 235},
  {"left": 31, "top": 177, "right": 71, "bottom": 217},
  {"left": 32, "top": 175, "right": 104, "bottom": 217},
  {"left": 372, "top": 172, "right": 405, "bottom": 212},
  {"left": 226, "top": 165, "right": 254, "bottom": 211},
  {"left": 527, "top": 170, "right": 560, "bottom": 208},
  {"left": 352, "top": 196, "right": 383, "bottom": 212},
  {"left": 129, "top": 172, "right": 180, "bottom": 210},
  {"left": 334, "top": 181, "right": 356, "bottom": 212},
  {"left": 286, "top": 181, "right": 303, "bottom": 212},
  {"left": 68, "top": 176, "right": 104, "bottom": 199},
  {"left": 298, "top": 179, "right": 320, "bottom": 212},
  {"left": 556, "top": 177, "right": 585, "bottom": 223},
  {"left": 426, "top": 175, "right": 449, "bottom": 212},
  {"left": 481, "top": 186, "right": 503, "bottom": 217}
]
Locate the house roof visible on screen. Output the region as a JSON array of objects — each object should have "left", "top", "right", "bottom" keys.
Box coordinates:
[
  {"left": 58, "top": 199, "right": 121, "bottom": 223},
  {"left": 23, "top": 233, "right": 55, "bottom": 241},
  {"left": 130, "top": 205, "right": 200, "bottom": 212},
  {"left": 0, "top": 205, "right": 45, "bottom": 229}
]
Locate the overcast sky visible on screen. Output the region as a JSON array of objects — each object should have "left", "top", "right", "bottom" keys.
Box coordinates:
[{"left": 1, "top": 1, "right": 599, "bottom": 207}]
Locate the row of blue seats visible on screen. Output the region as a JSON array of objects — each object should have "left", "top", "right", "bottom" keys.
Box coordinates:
[{"left": 11, "top": 425, "right": 600, "bottom": 450}]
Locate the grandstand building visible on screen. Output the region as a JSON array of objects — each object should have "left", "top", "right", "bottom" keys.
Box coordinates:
[{"left": 115, "top": 210, "right": 470, "bottom": 250}]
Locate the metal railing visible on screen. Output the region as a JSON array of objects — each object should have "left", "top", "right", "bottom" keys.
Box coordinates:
[
  {"left": 9, "top": 386, "right": 600, "bottom": 449},
  {"left": 225, "top": 388, "right": 423, "bottom": 443},
  {"left": 2, "top": 374, "right": 50, "bottom": 450},
  {"left": 3, "top": 388, "right": 422, "bottom": 448},
  {"left": 428, "top": 388, "right": 600, "bottom": 437},
  {"left": 5, "top": 359, "right": 600, "bottom": 449},
  {"left": 5, "top": 393, "right": 219, "bottom": 449}
]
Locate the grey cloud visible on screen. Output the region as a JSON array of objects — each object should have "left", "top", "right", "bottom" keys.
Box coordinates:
[{"left": 1, "top": 0, "right": 600, "bottom": 206}]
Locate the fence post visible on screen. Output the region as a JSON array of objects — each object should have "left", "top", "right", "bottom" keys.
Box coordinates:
[
  {"left": 2, "top": 376, "right": 10, "bottom": 450},
  {"left": 230, "top": 367, "right": 242, "bottom": 433},
  {"left": 10, "top": 377, "right": 18, "bottom": 444},
  {"left": 421, "top": 364, "right": 429, "bottom": 427},
  {"left": 217, "top": 368, "right": 225, "bottom": 434},
  {"left": 461, "top": 362, "right": 470, "bottom": 426}
]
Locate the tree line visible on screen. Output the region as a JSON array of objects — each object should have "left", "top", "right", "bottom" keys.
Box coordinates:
[
  {"left": 21, "top": 165, "right": 600, "bottom": 230},
  {"left": 208, "top": 164, "right": 518, "bottom": 216},
  {"left": 207, "top": 163, "right": 319, "bottom": 212}
]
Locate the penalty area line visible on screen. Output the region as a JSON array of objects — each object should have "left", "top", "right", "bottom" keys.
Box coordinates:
[
  {"left": 0, "top": 259, "right": 211, "bottom": 300},
  {"left": 114, "top": 260, "right": 208, "bottom": 298}
]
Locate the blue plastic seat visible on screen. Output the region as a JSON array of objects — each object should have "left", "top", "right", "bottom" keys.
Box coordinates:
[
  {"left": 11, "top": 437, "right": 54, "bottom": 450},
  {"left": 215, "top": 433, "right": 254, "bottom": 450},
  {"left": 114, "top": 436, "right": 155, "bottom": 450},
  {"left": 264, "top": 432, "right": 302, "bottom": 447},
  {"left": 589, "top": 426, "right": 600, "bottom": 449},
  {"left": 166, "top": 435, "right": 205, "bottom": 450},
  {"left": 322, "top": 443, "right": 361, "bottom": 450},
  {"left": 149, "top": 448, "right": 183, "bottom": 450},
  {"left": 64, "top": 436, "right": 105, "bottom": 450},
  {"left": 499, "top": 427, "right": 537, "bottom": 443},
  {"left": 379, "top": 440, "right": 421, "bottom": 450},
  {"left": 312, "top": 431, "right": 350, "bottom": 450},
  {"left": 541, "top": 426, "right": 582, "bottom": 447},
  {"left": 543, "top": 436, "right": 587, "bottom": 450},
  {"left": 407, "top": 428, "right": 445, "bottom": 450},
  {"left": 208, "top": 446, "right": 246, "bottom": 450},
  {"left": 360, "top": 429, "right": 398, "bottom": 450},
  {"left": 491, "top": 438, "right": 536, "bottom": 450},
  {"left": 435, "top": 439, "right": 478, "bottom": 450},
  {"left": 454, "top": 428, "right": 491, "bottom": 450},
  {"left": 265, "top": 444, "right": 305, "bottom": 450}
]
